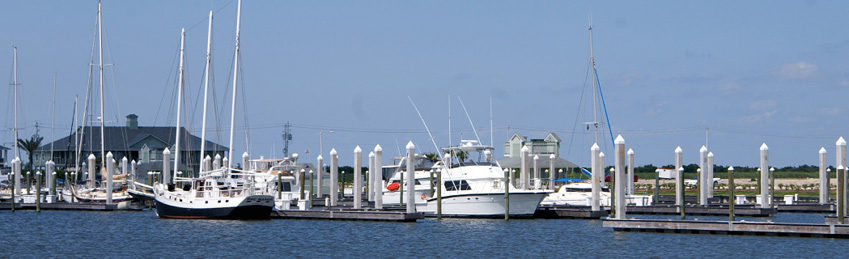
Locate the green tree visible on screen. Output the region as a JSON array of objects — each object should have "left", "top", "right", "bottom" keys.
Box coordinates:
[
  {"left": 423, "top": 152, "right": 440, "bottom": 162},
  {"left": 18, "top": 134, "right": 44, "bottom": 171}
]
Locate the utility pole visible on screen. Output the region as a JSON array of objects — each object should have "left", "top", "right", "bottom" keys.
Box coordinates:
[{"left": 282, "top": 122, "right": 292, "bottom": 157}]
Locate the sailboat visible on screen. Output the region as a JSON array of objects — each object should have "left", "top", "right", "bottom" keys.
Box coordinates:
[
  {"left": 68, "top": 1, "right": 134, "bottom": 208},
  {"left": 153, "top": 1, "right": 274, "bottom": 219}
]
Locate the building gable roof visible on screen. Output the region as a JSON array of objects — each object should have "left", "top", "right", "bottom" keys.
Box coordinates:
[{"left": 35, "top": 126, "right": 227, "bottom": 153}]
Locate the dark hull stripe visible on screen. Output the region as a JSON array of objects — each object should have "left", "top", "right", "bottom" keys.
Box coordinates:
[{"left": 155, "top": 200, "right": 272, "bottom": 220}]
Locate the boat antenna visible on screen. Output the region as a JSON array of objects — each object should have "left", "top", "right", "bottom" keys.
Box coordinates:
[
  {"left": 457, "top": 96, "right": 482, "bottom": 145},
  {"left": 408, "top": 96, "right": 441, "bottom": 153},
  {"left": 447, "top": 95, "right": 451, "bottom": 147},
  {"left": 489, "top": 96, "right": 493, "bottom": 147},
  {"left": 227, "top": 0, "right": 242, "bottom": 170},
  {"left": 199, "top": 10, "right": 213, "bottom": 172}
]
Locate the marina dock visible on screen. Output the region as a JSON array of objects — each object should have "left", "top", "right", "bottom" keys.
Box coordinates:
[
  {"left": 603, "top": 218, "right": 849, "bottom": 238},
  {"left": 271, "top": 209, "right": 423, "bottom": 222},
  {"left": 625, "top": 204, "right": 775, "bottom": 217},
  {"left": 1, "top": 202, "right": 119, "bottom": 211}
]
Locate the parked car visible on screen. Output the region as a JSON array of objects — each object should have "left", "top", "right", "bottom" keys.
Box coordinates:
[{"left": 685, "top": 178, "right": 721, "bottom": 186}]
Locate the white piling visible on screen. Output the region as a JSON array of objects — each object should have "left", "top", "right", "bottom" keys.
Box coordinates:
[
  {"left": 368, "top": 151, "right": 375, "bottom": 201},
  {"left": 203, "top": 155, "right": 211, "bottom": 172},
  {"left": 759, "top": 143, "right": 769, "bottom": 208},
  {"left": 222, "top": 157, "right": 229, "bottom": 169},
  {"left": 242, "top": 151, "right": 250, "bottom": 171},
  {"left": 520, "top": 145, "right": 530, "bottom": 189},
  {"left": 131, "top": 159, "right": 137, "bottom": 188},
  {"left": 614, "top": 135, "right": 626, "bottom": 219},
  {"left": 699, "top": 145, "right": 708, "bottom": 205},
  {"left": 627, "top": 148, "right": 634, "bottom": 195},
  {"left": 213, "top": 154, "right": 221, "bottom": 169},
  {"left": 106, "top": 152, "right": 114, "bottom": 205},
  {"left": 406, "top": 141, "right": 417, "bottom": 213},
  {"left": 484, "top": 149, "right": 492, "bottom": 163},
  {"left": 121, "top": 156, "right": 128, "bottom": 184},
  {"left": 46, "top": 160, "right": 55, "bottom": 196},
  {"left": 839, "top": 138, "right": 847, "bottom": 211},
  {"left": 820, "top": 147, "right": 828, "bottom": 204},
  {"left": 353, "top": 146, "right": 362, "bottom": 209},
  {"left": 591, "top": 144, "right": 600, "bottom": 211},
  {"left": 549, "top": 154, "right": 555, "bottom": 190},
  {"left": 88, "top": 154, "right": 96, "bottom": 189},
  {"left": 330, "top": 149, "right": 339, "bottom": 206},
  {"left": 675, "top": 146, "right": 683, "bottom": 206},
  {"left": 13, "top": 157, "right": 21, "bottom": 196},
  {"left": 317, "top": 154, "right": 324, "bottom": 198},
  {"left": 374, "top": 145, "right": 383, "bottom": 209},
  {"left": 162, "top": 148, "right": 171, "bottom": 185},
  {"left": 533, "top": 155, "right": 540, "bottom": 190},
  {"left": 707, "top": 152, "right": 714, "bottom": 198}
]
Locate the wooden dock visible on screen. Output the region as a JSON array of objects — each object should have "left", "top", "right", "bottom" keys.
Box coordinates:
[
  {"left": 626, "top": 205, "right": 775, "bottom": 217},
  {"left": 271, "top": 209, "right": 423, "bottom": 222},
  {"left": 603, "top": 218, "right": 849, "bottom": 238},
  {"left": 535, "top": 205, "right": 609, "bottom": 219},
  {"left": 777, "top": 203, "right": 834, "bottom": 213},
  {"left": 2, "top": 202, "right": 118, "bottom": 211}
]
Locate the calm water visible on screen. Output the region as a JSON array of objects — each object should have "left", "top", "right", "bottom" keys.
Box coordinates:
[{"left": 1, "top": 210, "right": 848, "bottom": 258}]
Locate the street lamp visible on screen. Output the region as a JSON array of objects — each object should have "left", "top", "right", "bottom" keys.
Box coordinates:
[{"left": 319, "top": 130, "right": 335, "bottom": 157}]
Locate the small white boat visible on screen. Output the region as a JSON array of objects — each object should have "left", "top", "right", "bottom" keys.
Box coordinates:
[{"left": 541, "top": 181, "right": 611, "bottom": 206}]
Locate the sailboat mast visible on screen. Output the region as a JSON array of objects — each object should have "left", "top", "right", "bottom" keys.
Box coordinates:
[
  {"left": 13, "top": 47, "right": 19, "bottom": 160},
  {"left": 51, "top": 72, "right": 56, "bottom": 161},
  {"left": 98, "top": 1, "right": 105, "bottom": 169},
  {"left": 227, "top": 0, "right": 242, "bottom": 167},
  {"left": 589, "top": 25, "right": 598, "bottom": 145},
  {"left": 173, "top": 28, "right": 186, "bottom": 181},
  {"left": 199, "top": 10, "right": 213, "bottom": 171}
]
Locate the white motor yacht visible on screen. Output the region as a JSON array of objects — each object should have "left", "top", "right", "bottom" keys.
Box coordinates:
[{"left": 387, "top": 140, "right": 550, "bottom": 218}]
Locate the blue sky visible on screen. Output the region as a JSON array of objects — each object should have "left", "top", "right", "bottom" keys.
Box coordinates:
[{"left": 2, "top": 0, "right": 848, "bottom": 168}]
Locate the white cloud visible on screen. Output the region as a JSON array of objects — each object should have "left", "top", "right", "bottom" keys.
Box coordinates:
[
  {"left": 749, "top": 100, "right": 778, "bottom": 111},
  {"left": 718, "top": 81, "right": 741, "bottom": 94},
  {"left": 773, "top": 61, "right": 819, "bottom": 81},
  {"left": 739, "top": 109, "right": 778, "bottom": 124},
  {"left": 822, "top": 107, "right": 842, "bottom": 116},
  {"left": 613, "top": 73, "right": 645, "bottom": 86}
]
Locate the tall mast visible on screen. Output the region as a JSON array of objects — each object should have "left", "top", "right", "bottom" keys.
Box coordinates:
[
  {"left": 51, "top": 72, "right": 56, "bottom": 161},
  {"left": 199, "top": 10, "right": 213, "bottom": 171},
  {"left": 98, "top": 1, "right": 105, "bottom": 169},
  {"left": 173, "top": 28, "right": 186, "bottom": 181},
  {"left": 13, "top": 47, "right": 19, "bottom": 160},
  {"left": 589, "top": 25, "right": 598, "bottom": 145},
  {"left": 228, "top": 0, "right": 242, "bottom": 167}
]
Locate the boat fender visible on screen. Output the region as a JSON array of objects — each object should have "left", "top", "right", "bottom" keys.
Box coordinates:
[{"left": 386, "top": 182, "right": 400, "bottom": 191}]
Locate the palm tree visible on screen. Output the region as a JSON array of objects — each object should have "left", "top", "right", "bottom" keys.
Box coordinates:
[
  {"left": 18, "top": 134, "right": 44, "bottom": 172},
  {"left": 423, "top": 152, "right": 440, "bottom": 162}
]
